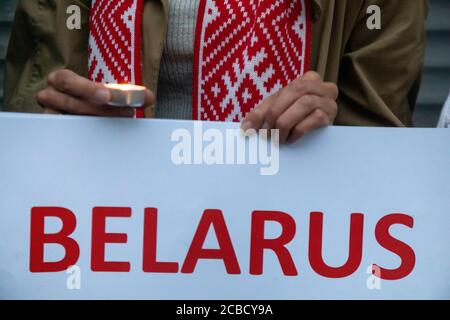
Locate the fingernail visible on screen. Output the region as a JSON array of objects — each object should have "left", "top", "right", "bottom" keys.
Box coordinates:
[
  {"left": 94, "top": 89, "right": 110, "bottom": 104},
  {"left": 241, "top": 120, "right": 253, "bottom": 132},
  {"left": 242, "top": 120, "right": 257, "bottom": 137}
]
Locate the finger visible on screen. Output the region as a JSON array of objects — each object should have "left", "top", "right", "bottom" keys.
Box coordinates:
[
  {"left": 276, "top": 95, "right": 333, "bottom": 144},
  {"left": 275, "top": 95, "right": 320, "bottom": 144},
  {"left": 242, "top": 69, "right": 336, "bottom": 132},
  {"left": 301, "top": 71, "right": 322, "bottom": 81},
  {"left": 241, "top": 99, "right": 271, "bottom": 132},
  {"left": 43, "top": 108, "right": 62, "bottom": 115},
  {"left": 48, "top": 70, "right": 156, "bottom": 108},
  {"left": 37, "top": 87, "right": 135, "bottom": 117},
  {"left": 48, "top": 69, "right": 112, "bottom": 105},
  {"left": 245, "top": 80, "right": 337, "bottom": 132},
  {"left": 242, "top": 83, "right": 312, "bottom": 132},
  {"left": 143, "top": 89, "right": 156, "bottom": 107},
  {"left": 300, "top": 71, "right": 338, "bottom": 100},
  {"left": 276, "top": 95, "right": 337, "bottom": 144},
  {"left": 286, "top": 109, "right": 331, "bottom": 144},
  {"left": 268, "top": 80, "right": 338, "bottom": 127}
]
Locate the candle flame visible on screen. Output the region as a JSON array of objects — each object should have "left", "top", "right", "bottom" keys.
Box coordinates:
[{"left": 105, "top": 83, "right": 146, "bottom": 91}]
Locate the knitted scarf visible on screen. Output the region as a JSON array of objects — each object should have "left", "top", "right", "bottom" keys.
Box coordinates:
[{"left": 88, "top": 0, "right": 312, "bottom": 121}]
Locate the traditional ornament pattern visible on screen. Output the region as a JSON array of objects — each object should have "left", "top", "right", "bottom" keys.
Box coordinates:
[
  {"left": 88, "top": 0, "right": 143, "bottom": 85},
  {"left": 88, "top": 0, "right": 311, "bottom": 121},
  {"left": 193, "top": 0, "right": 312, "bottom": 122},
  {"left": 88, "top": 0, "right": 145, "bottom": 117}
]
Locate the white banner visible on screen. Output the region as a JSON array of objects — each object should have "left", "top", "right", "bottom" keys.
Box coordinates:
[{"left": 0, "top": 113, "right": 449, "bottom": 300}]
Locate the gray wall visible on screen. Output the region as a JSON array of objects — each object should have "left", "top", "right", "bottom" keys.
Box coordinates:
[
  {"left": 0, "top": 0, "right": 449, "bottom": 127},
  {"left": 414, "top": 0, "right": 450, "bottom": 127}
]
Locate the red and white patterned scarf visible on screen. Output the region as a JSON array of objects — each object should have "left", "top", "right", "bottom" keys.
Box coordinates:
[
  {"left": 88, "top": 0, "right": 312, "bottom": 121},
  {"left": 88, "top": 0, "right": 144, "bottom": 117}
]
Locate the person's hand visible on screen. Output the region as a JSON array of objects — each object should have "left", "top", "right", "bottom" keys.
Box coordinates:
[
  {"left": 36, "top": 69, "right": 155, "bottom": 117},
  {"left": 241, "top": 71, "right": 338, "bottom": 144}
]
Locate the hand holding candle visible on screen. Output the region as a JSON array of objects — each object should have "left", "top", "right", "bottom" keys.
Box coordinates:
[{"left": 37, "top": 69, "right": 155, "bottom": 117}]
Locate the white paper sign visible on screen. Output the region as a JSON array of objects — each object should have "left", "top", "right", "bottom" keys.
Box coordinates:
[{"left": 0, "top": 113, "right": 449, "bottom": 300}]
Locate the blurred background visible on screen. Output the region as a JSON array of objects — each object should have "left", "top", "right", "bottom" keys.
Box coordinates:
[{"left": 0, "top": 0, "right": 449, "bottom": 127}]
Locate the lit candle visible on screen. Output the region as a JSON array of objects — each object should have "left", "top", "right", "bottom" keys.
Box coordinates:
[{"left": 105, "top": 84, "right": 146, "bottom": 107}]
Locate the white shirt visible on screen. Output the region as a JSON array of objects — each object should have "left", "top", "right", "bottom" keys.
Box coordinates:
[{"left": 437, "top": 92, "right": 450, "bottom": 128}]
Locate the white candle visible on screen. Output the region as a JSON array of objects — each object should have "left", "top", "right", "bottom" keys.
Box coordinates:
[{"left": 105, "top": 84, "right": 146, "bottom": 107}]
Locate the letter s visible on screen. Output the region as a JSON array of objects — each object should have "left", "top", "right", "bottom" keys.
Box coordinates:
[{"left": 374, "top": 214, "right": 416, "bottom": 280}]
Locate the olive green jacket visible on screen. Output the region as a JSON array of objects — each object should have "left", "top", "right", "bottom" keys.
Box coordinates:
[{"left": 4, "top": 0, "right": 428, "bottom": 126}]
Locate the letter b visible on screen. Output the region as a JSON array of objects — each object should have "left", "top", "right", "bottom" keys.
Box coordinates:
[{"left": 30, "top": 207, "right": 80, "bottom": 272}]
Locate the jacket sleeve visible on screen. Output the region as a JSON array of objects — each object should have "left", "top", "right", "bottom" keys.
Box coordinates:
[
  {"left": 335, "top": 0, "right": 429, "bottom": 127},
  {"left": 4, "top": 0, "right": 90, "bottom": 114}
]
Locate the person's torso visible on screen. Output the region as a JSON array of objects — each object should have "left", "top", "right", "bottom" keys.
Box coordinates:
[{"left": 156, "top": 0, "right": 200, "bottom": 120}]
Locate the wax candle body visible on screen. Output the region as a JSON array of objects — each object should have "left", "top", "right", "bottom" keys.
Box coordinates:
[{"left": 105, "top": 84, "right": 146, "bottom": 107}]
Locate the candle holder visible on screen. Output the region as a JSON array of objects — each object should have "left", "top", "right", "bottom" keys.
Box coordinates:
[{"left": 105, "top": 84, "right": 146, "bottom": 107}]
